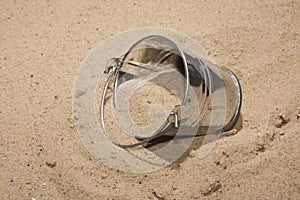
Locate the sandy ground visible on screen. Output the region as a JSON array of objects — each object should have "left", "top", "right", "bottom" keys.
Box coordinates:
[{"left": 1, "top": 0, "right": 300, "bottom": 199}]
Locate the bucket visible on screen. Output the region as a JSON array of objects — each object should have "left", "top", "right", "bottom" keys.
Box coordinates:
[{"left": 100, "top": 35, "right": 242, "bottom": 148}]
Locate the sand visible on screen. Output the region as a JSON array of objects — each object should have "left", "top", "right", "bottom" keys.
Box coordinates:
[{"left": 0, "top": 0, "right": 299, "bottom": 199}]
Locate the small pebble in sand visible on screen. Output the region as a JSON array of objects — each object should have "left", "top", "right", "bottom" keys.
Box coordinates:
[
  {"left": 202, "top": 180, "right": 222, "bottom": 196},
  {"left": 214, "top": 160, "right": 221, "bottom": 165},
  {"left": 256, "top": 143, "right": 265, "bottom": 152},
  {"left": 221, "top": 129, "right": 238, "bottom": 137},
  {"left": 250, "top": 125, "right": 257, "bottom": 129},
  {"left": 46, "top": 161, "right": 57, "bottom": 168},
  {"left": 188, "top": 150, "right": 196, "bottom": 158},
  {"left": 279, "top": 130, "right": 285, "bottom": 135},
  {"left": 274, "top": 113, "right": 290, "bottom": 128}
]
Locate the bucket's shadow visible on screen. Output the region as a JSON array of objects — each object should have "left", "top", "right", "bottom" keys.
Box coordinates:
[{"left": 143, "top": 114, "right": 243, "bottom": 167}]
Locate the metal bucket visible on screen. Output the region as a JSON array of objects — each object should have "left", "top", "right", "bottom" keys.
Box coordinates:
[{"left": 100, "top": 35, "right": 242, "bottom": 148}]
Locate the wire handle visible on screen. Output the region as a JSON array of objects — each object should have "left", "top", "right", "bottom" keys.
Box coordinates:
[{"left": 100, "top": 58, "right": 181, "bottom": 148}]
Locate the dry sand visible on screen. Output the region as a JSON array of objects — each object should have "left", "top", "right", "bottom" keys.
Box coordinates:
[{"left": 1, "top": 0, "right": 300, "bottom": 199}]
